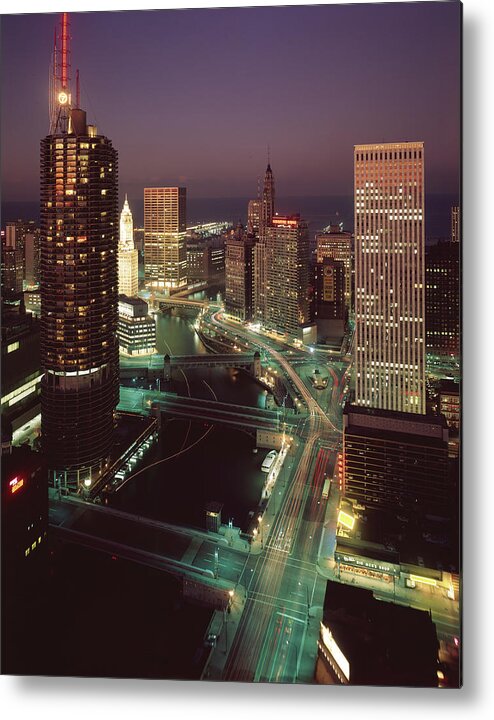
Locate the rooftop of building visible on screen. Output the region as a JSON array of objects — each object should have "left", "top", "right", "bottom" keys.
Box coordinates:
[
  {"left": 1, "top": 304, "right": 38, "bottom": 342},
  {"left": 344, "top": 403, "right": 448, "bottom": 445},
  {"left": 439, "top": 379, "right": 460, "bottom": 395},
  {"left": 344, "top": 403, "right": 447, "bottom": 428},
  {"left": 336, "top": 502, "right": 459, "bottom": 574},
  {"left": 205, "top": 501, "right": 224, "bottom": 515},
  {"left": 118, "top": 295, "right": 148, "bottom": 307},
  {"left": 321, "top": 580, "right": 438, "bottom": 686},
  {"left": 317, "top": 224, "right": 352, "bottom": 237}
]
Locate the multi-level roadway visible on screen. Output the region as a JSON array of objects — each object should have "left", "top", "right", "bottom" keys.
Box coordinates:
[
  {"left": 209, "top": 310, "right": 344, "bottom": 438},
  {"left": 199, "top": 309, "right": 344, "bottom": 681}
]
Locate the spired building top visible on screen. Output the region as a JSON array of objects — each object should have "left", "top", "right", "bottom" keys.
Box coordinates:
[
  {"left": 40, "top": 13, "right": 119, "bottom": 491},
  {"left": 119, "top": 195, "right": 134, "bottom": 251}
]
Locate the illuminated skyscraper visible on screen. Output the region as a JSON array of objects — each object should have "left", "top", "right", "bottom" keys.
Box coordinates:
[
  {"left": 315, "top": 225, "right": 353, "bottom": 312},
  {"left": 225, "top": 225, "right": 254, "bottom": 321},
  {"left": 354, "top": 142, "right": 426, "bottom": 414},
  {"left": 261, "top": 163, "right": 275, "bottom": 229},
  {"left": 252, "top": 162, "right": 276, "bottom": 322},
  {"left": 144, "top": 187, "right": 187, "bottom": 290},
  {"left": 265, "top": 215, "right": 310, "bottom": 339},
  {"left": 118, "top": 195, "right": 138, "bottom": 297},
  {"left": 247, "top": 199, "right": 262, "bottom": 236},
  {"left": 40, "top": 13, "right": 119, "bottom": 490}
]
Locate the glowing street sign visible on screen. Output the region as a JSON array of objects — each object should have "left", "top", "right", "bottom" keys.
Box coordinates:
[{"left": 9, "top": 476, "right": 24, "bottom": 494}]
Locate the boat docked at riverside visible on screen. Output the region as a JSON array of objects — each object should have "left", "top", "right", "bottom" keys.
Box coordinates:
[{"left": 261, "top": 450, "right": 277, "bottom": 473}]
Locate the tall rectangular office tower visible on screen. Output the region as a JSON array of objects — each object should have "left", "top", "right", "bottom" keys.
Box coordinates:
[
  {"left": 144, "top": 187, "right": 187, "bottom": 290},
  {"left": 40, "top": 13, "right": 119, "bottom": 491},
  {"left": 354, "top": 142, "right": 426, "bottom": 414},
  {"left": 265, "top": 215, "right": 310, "bottom": 339}
]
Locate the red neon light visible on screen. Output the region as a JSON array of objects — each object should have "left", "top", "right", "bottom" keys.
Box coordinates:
[
  {"left": 60, "top": 13, "right": 69, "bottom": 89},
  {"left": 10, "top": 476, "right": 24, "bottom": 494},
  {"left": 272, "top": 218, "right": 298, "bottom": 227}
]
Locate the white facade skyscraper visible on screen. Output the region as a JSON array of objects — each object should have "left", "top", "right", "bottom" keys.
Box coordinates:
[
  {"left": 354, "top": 141, "right": 426, "bottom": 414},
  {"left": 118, "top": 195, "right": 138, "bottom": 297}
]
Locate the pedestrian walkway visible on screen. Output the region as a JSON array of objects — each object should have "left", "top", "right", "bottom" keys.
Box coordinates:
[{"left": 200, "top": 583, "right": 247, "bottom": 681}]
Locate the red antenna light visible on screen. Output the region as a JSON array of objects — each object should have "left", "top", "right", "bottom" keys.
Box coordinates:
[
  {"left": 60, "top": 12, "right": 70, "bottom": 89},
  {"left": 50, "top": 13, "right": 71, "bottom": 133}
]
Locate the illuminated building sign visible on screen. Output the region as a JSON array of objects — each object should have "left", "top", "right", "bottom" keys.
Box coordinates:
[
  {"left": 335, "top": 551, "right": 400, "bottom": 577},
  {"left": 9, "top": 476, "right": 24, "bottom": 494},
  {"left": 320, "top": 623, "right": 350, "bottom": 681},
  {"left": 337, "top": 509, "right": 355, "bottom": 530},
  {"left": 323, "top": 265, "right": 335, "bottom": 302},
  {"left": 272, "top": 217, "right": 298, "bottom": 227}
]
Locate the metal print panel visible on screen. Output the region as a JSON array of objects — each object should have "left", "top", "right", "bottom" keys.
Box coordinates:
[{"left": 1, "top": 1, "right": 461, "bottom": 687}]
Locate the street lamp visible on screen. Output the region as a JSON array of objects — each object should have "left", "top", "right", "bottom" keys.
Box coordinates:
[{"left": 257, "top": 515, "right": 264, "bottom": 546}]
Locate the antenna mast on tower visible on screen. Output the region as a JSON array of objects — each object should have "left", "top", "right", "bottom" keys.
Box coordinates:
[{"left": 50, "top": 12, "right": 72, "bottom": 134}]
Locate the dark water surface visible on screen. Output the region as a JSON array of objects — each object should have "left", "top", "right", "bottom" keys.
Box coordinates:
[{"left": 113, "top": 305, "right": 268, "bottom": 533}]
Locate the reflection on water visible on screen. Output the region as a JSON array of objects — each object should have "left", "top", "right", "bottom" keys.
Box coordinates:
[
  {"left": 115, "top": 301, "right": 269, "bottom": 531},
  {"left": 110, "top": 419, "right": 265, "bottom": 532}
]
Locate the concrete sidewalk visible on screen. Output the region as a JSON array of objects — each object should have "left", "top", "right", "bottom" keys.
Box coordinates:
[{"left": 200, "top": 583, "right": 247, "bottom": 681}]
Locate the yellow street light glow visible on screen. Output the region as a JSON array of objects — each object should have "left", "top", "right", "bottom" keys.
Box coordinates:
[
  {"left": 409, "top": 574, "right": 437, "bottom": 587},
  {"left": 337, "top": 509, "right": 355, "bottom": 530},
  {"left": 58, "top": 91, "right": 69, "bottom": 105},
  {"left": 228, "top": 590, "right": 234, "bottom": 598}
]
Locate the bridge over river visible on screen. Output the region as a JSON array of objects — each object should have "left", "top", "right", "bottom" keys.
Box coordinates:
[
  {"left": 49, "top": 494, "right": 246, "bottom": 607},
  {"left": 117, "top": 387, "right": 303, "bottom": 432},
  {"left": 120, "top": 352, "right": 261, "bottom": 382}
]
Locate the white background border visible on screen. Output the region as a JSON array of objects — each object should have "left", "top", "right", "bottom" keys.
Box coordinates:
[{"left": 1, "top": 0, "right": 490, "bottom": 717}]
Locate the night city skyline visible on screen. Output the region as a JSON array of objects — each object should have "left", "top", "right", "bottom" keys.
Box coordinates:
[
  {"left": 2, "top": 3, "right": 460, "bottom": 202},
  {"left": 1, "top": 1, "right": 461, "bottom": 689}
]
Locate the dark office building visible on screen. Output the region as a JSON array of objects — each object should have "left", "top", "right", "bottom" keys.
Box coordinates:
[
  {"left": 209, "top": 233, "right": 226, "bottom": 279},
  {"left": 1, "top": 444, "right": 48, "bottom": 576},
  {"left": 225, "top": 226, "right": 254, "bottom": 321},
  {"left": 312, "top": 257, "right": 346, "bottom": 342},
  {"left": 187, "top": 234, "right": 210, "bottom": 282},
  {"left": 438, "top": 379, "right": 460, "bottom": 434},
  {"left": 1, "top": 238, "right": 24, "bottom": 301},
  {"left": 25, "top": 230, "right": 41, "bottom": 287},
  {"left": 315, "top": 581, "right": 439, "bottom": 686},
  {"left": 40, "top": 21, "right": 119, "bottom": 491},
  {"left": 1, "top": 304, "right": 42, "bottom": 435},
  {"left": 426, "top": 240, "right": 460, "bottom": 357},
  {"left": 343, "top": 404, "right": 450, "bottom": 518},
  {"left": 1, "top": 445, "right": 49, "bottom": 674}
]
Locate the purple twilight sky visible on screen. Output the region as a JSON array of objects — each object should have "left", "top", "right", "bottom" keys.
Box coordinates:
[{"left": 1, "top": 2, "right": 461, "bottom": 202}]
